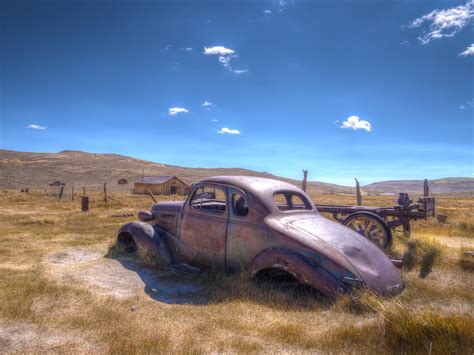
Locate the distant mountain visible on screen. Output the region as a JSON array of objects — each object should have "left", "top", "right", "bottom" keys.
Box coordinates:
[
  {"left": 0, "top": 149, "right": 352, "bottom": 194},
  {"left": 362, "top": 178, "right": 474, "bottom": 194}
]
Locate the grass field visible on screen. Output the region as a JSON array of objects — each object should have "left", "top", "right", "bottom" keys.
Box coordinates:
[{"left": 0, "top": 190, "right": 473, "bottom": 353}]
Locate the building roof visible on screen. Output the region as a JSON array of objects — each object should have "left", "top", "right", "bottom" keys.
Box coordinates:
[
  {"left": 136, "top": 176, "right": 175, "bottom": 184},
  {"left": 135, "top": 176, "right": 190, "bottom": 186}
]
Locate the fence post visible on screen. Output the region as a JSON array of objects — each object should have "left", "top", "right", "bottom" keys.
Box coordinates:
[
  {"left": 423, "top": 179, "right": 429, "bottom": 197},
  {"left": 103, "top": 182, "right": 108, "bottom": 202},
  {"left": 147, "top": 186, "right": 157, "bottom": 203},
  {"left": 355, "top": 178, "right": 362, "bottom": 206},
  {"left": 58, "top": 186, "right": 64, "bottom": 200},
  {"left": 81, "top": 196, "right": 89, "bottom": 212},
  {"left": 302, "top": 170, "right": 308, "bottom": 192},
  {"left": 72, "top": 185, "right": 75, "bottom": 201},
  {"left": 83, "top": 187, "right": 86, "bottom": 196}
]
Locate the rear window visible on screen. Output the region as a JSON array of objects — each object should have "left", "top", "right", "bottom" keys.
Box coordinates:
[{"left": 273, "top": 192, "right": 311, "bottom": 211}]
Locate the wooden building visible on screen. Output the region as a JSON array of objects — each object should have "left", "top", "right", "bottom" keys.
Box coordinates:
[{"left": 133, "top": 176, "right": 191, "bottom": 195}]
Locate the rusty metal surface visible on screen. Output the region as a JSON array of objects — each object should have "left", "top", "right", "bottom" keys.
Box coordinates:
[{"left": 120, "top": 175, "right": 403, "bottom": 297}]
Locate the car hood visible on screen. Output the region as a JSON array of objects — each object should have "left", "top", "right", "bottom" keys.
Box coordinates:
[
  {"left": 284, "top": 214, "right": 402, "bottom": 296},
  {"left": 151, "top": 201, "right": 184, "bottom": 213}
]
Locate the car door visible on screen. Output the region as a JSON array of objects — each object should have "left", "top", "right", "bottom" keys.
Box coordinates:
[
  {"left": 225, "top": 187, "right": 274, "bottom": 271},
  {"left": 177, "top": 184, "right": 228, "bottom": 269}
]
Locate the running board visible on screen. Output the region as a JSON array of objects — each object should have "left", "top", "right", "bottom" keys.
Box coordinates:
[{"left": 171, "top": 262, "right": 202, "bottom": 275}]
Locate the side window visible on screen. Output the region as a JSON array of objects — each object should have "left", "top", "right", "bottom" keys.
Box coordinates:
[
  {"left": 291, "top": 195, "right": 309, "bottom": 210},
  {"left": 273, "top": 192, "right": 311, "bottom": 211},
  {"left": 232, "top": 192, "right": 249, "bottom": 217},
  {"left": 190, "top": 185, "right": 227, "bottom": 213},
  {"left": 273, "top": 193, "right": 289, "bottom": 211}
]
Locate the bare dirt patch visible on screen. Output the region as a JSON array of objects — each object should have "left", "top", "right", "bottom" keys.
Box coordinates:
[
  {"left": 43, "top": 248, "right": 206, "bottom": 304},
  {"left": 0, "top": 320, "right": 103, "bottom": 353}
]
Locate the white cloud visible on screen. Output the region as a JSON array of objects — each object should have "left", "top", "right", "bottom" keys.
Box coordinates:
[
  {"left": 168, "top": 107, "right": 189, "bottom": 116},
  {"left": 218, "top": 127, "right": 240, "bottom": 135},
  {"left": 233, "top": 69, "right": 248, "bottom": 74},
  {"left": 27, "top": 124, "right": 46, "bottom": 130},
  {"left": 459, "top": 43, "right": 474, "bottom": 56},
  {"left": 203, "top": 45, "right": 247, "bottom": 74},
  {"left": 264, "top": 9, "right": 272, "bottom": 15},
  {"left": 211, "top": 119, "right": 218, "bottom": 122},
  {"left": 203, "top": 46, "right": 235, "bottom": 56},
  {"left": 340, "top": 116, "right": 372, "bottom": 132},
  {"left": 409, "top": 1, "right": 474, "bottom": 44},
  {"left": 181, "top": 47, "right": 193, "bottom": 51}
]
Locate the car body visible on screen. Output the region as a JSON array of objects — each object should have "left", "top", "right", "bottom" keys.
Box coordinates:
[{"left": 117, "top": 176, "right": 403, "bottom": 298}]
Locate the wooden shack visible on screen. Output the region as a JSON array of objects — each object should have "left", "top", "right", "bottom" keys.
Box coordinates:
[{"left": 133, "top": 176, "right": 191, "bottom": 195}]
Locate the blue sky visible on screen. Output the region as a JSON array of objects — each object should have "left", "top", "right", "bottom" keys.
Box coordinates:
[{"left": 1, "top": 0, "right": 472, "bottom": 185}]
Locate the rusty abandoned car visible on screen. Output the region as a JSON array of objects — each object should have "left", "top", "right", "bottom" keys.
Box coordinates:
[{"left": 117, "top": 176, "right": 403, "bottom": 298}]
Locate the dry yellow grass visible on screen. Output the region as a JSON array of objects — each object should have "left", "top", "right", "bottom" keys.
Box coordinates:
[{"left": 0, "top": 190, "right": 473, "bottom": 353}]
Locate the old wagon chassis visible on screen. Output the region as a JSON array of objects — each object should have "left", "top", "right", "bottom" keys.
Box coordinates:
[{"left": 314, "top": 195, "right": 436, "bottom": 249}]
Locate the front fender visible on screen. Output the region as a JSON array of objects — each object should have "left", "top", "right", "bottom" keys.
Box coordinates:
[
  {"left": 117, "top": 222, "right": 173, "bottom": 263},
  {"left": 249, "top": 248, "right": 347, "bottom": 298}
]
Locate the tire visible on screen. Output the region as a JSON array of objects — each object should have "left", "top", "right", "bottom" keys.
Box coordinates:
[{"left": 342, "top": 212, "right": 392, "bottom": 250}]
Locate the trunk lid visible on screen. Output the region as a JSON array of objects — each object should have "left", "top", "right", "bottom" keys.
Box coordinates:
[{"left": 286, "top": 214, "right": 402, "bottom": 296}]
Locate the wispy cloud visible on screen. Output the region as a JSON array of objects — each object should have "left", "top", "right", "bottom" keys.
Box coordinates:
[
  {"left": 233, "top": 69, "right": 248, "bottom": 75},
  {"left": 181, "top": 47, "right": 193, "bottom": 51},
  {"left": 459, "top": 98, "right": 474, "bottom": 109},
  {"left": 203, "top": 46, "right": 247, "bottom": 74},
  {"left": 211, "top": 119, "right": 218, "bottom": 122},
  {"left": 202, "top": 101, "right": 215, "bottom": 110},
  {"left": 218, "top": 127, "right": 240, "bottom": 135},
  {"left": 168, "top": 107, "right": 189, "bottom": 116},
  {"left": 459, "top": 43, "right": 474, "bottom": 56},
  {"left": 340, "top": 116, "right": 372, "bottom": 132},
  {"left": 278, "top": 0, "right": 288, "bottom": 12},
  {"left": 27, "top": 124, "right": 47, "bottom": 130},
  {"left": 408, "top": 0, "right": 474, "bottom": 44}
]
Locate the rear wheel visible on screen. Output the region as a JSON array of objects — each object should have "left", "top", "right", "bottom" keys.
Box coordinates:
[
  {"left": 254, "top": 268, "right": 301, "bottom": 287},
  {"left": 343, "top": 212, "right": 392, "bottom": 250}
]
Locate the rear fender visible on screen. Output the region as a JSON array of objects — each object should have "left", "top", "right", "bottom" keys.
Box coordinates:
[
  {"left": 249, "top": 248, "right": 347, "bottom": 299},
  {"left": 117, "top": 222, "right": 173, "bottom": 263}
]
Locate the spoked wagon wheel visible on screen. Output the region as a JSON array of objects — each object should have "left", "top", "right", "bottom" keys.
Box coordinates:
[{"left": 342, "top": 212, "right": 392, "bottom": 250}]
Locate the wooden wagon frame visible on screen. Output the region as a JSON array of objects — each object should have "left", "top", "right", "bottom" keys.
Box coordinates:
[{"left": 314, "top": 195, "right": 436, "bottom": 250}]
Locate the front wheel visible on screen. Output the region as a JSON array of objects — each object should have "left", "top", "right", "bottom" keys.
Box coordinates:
[{"left": 342, "top": 212, "right": 392, "bottom": 250}]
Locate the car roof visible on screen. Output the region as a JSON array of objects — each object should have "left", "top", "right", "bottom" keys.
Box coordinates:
[{"left": 198, "top": 175, "right": 315, "bottom": 212}]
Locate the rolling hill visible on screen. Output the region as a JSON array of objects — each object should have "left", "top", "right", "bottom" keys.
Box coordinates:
[
  {"left": 0, "top": 150, "right": 351, "bottom": 194},
  {"left": 362, "top": 178, "right": 474, "bottom": 194},
  {"left": 0, "top": 150, "right": 472, "bottom": 195}
]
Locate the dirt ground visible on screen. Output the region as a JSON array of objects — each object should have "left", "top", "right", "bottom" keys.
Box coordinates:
[{"left": 0, "top": 190, "right": 473, "bottom": 353}]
